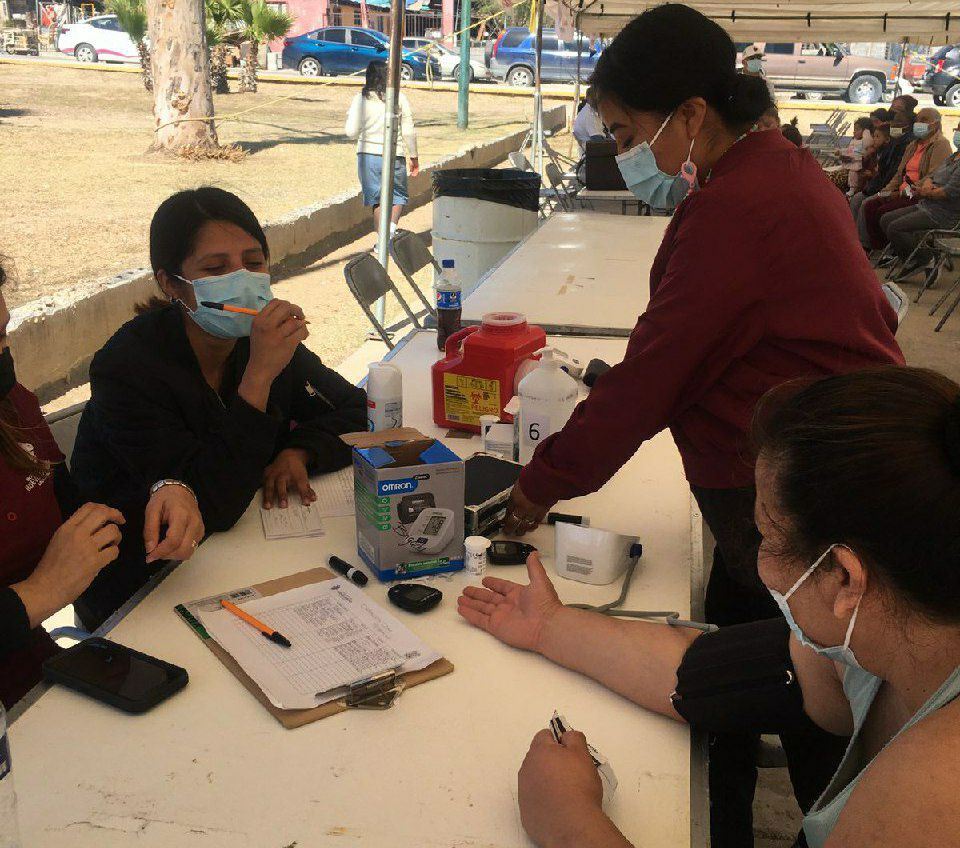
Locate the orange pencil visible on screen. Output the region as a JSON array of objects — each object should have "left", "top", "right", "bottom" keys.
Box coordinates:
[
  {"left": 220, "top": 599, "right": 292, "bottom": 647},
  {"left": 200, "top": 301, "right": 310, "bottom": 323}
]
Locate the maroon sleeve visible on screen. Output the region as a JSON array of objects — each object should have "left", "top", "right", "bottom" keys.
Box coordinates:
[{"left": 518, "top": 198, "right": 766, "bottom": 507}]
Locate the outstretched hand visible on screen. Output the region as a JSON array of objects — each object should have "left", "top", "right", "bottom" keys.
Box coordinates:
[{"left": 457, "top": 552, "right": 563, "bottom": 653}]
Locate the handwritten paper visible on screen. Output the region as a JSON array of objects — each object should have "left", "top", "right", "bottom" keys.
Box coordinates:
[
  {"left": 259, "top": 493, "right": 325, "bottom": 540},
  {"left": 313, "top": 466, "right": 355, "bottom": 518}
]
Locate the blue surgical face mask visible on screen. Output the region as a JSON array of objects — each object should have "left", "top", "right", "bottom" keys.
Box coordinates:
[
  {"left": 745, "top": 58, "right": 764, "bottom": 73},
  {"left": 914, "top": 122, "right": 930, "bottom": 139},
  {"left": 953, "top": 130, "right": 960, "bottom": 149},
  {"left": 768, "top": 544, "right": 863, "bottom": 669},
  {"left": 616, "top": 111, "right": 698, "bottom": 210},
  {"left": 175, "top": 268, "right": 273, "bottom": 339}
]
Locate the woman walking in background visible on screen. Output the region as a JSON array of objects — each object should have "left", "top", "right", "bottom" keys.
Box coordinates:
[{"left": 345, "top": 61, "right": 420, "bottom": 246}]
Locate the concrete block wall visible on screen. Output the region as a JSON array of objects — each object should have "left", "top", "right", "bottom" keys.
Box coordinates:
[{"left": 10, "top": 104, "right": 567, "bottom": 402}]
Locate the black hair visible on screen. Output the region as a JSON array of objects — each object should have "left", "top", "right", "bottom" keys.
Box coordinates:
[
  {"left": 780, "top": 124, "right": 802, "bottom": 147},
  {"left": 363, "top": 61, "right": 387, "bottom": 100},
  {"left": 869, "top": 107, "right": 888, "bottom": 121},
  {"left": 589, "top": 4, "right": 772, "bottom": 129},
  {"left": 753, "top": 367, "right": 960, "bottom": 625},
  {"left": 894, "top": 94, "right": 919, "bottom": 114},
  {"left": 139, "top": 187, "right": 268, "bottom": 313},
  {"left": 854, "top": 117, "right": 874, "bottom": 133}
]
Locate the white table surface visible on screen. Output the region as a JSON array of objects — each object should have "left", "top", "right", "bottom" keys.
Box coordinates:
[
  {"left": 462, "top": 212, "right": 670, "bottom": 336},
  {"left": 576, "top": 189, "right": 640, "bottom": 200},
  {"left": 12, "top": 331, "right": 701, "bottom": 848}
]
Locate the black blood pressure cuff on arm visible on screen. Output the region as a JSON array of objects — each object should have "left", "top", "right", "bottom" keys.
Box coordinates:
[{"left": 671, "top": 617, "right": 812, "bottom": 735}]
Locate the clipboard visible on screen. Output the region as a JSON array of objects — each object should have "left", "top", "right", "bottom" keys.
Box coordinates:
[{"left": 174, "top": 566, "right": 454, "bottom": 729}]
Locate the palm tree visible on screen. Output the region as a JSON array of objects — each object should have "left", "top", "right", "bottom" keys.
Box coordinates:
[
  {"left": 205, "top": 0, "right": 239, "bottom": 93},
  {"left": 108, "top": 0, "right": 151, "bottom": 91},
  {"left": 235, "top": 0, "right": 292, "bottom": 93}
]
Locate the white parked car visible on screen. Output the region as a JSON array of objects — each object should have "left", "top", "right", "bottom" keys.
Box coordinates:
[
  {"left": 402, "top": 37, "right": 489, "bottom": 81},
  {"left": 57, "top": 15, "right": 139, "bottom": 63}
]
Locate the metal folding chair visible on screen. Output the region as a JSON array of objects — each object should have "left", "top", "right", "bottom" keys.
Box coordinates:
[
  {"left": 509, "top": 151, "right": 534, "bottom": 171},
  {"left": 544, "top": 161, "right": 574, "bottom": 213},
  {"left": 343, "top": 254, "right": 422, "bottom": 349},
  {"left": 880, "top": 280, "right": 909, "bottom": 330},
  {"left": 925, "top": 236, "right": 960, "bottom": 331},
  {"left": 389, "top": 229, "right": 439, "bottom": 320}
]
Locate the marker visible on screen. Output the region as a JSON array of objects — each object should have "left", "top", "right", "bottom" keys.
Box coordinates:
[
  {"left": 200, "top": 301, "right": 310, "bottom": 323},
  {"left": 220, "top": 599, "right": 292, "bottom": 647},
  {"left": 547, "top": 512, "right": 589, "bottom": 527},
  {"left": 328, "top": 555, "right": 368, "bottom": 587}
]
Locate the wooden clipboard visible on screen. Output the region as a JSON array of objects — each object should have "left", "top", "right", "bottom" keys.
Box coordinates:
[{"left": 174, "top": 566, "right": 454, "bottom": 729}]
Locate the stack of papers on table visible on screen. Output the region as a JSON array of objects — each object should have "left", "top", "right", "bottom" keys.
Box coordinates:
[
  {"left": 197, "top": 580, "right": 441, "bottom": 710},
  {"left": 258, "top": 468, "right": 356, "bottom": 540}
]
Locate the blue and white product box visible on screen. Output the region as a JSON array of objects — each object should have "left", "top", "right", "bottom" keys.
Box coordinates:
[{"left": 349, "top": 429, "right": 465, "bottom": 582}]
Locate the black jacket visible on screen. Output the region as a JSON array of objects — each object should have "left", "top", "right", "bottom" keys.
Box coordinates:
[
  {"left": 864, "top": 133, "right": 913, "bottom": 197},
  {"left": 71, "top": 305, "right": 367, "bottom": 626}
]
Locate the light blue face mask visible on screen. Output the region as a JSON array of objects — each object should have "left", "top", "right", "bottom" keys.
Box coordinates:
[
  {"left": 615, "top": 111, "right": 698, "bottom": 210},
  {"left": 768, "top": 544, "right": 863, "bottom": 669},
  {"left": 914, "top": 122, "right": 930, "bottom": 139},
  {"left": 176, "top": 268, "right": 273, "bottom": 339},
  {"left": 953, "top": 130, "right": 960, "bottom": 149},
  {"left": 745, "top": 58, "right": 764, "bottom": 73}
]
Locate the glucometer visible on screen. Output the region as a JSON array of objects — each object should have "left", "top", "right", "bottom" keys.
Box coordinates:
[
  {"left": 405, "top": 508, "right": 456, "bottom": 553},
  {"left": 397, "top": 492, "right": 436, "bottom": 525},
  {"left": 388, "top": 583, "right": 443, "bottom": 614},
  {"left": 487, "top": 541, "right": 538, "bottom": 566}
]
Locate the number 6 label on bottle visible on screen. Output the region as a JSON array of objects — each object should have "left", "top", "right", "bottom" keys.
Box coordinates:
[{"left": 520, "top": 413, "right": 550, "bottom": 464}]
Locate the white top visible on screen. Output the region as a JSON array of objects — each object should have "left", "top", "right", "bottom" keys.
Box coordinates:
[
  {"left": 573, "top": 103, "right": 605, "bottom": 151},
  {"left": 463, "top": 212, "right": 671, "bottom": 334},
  {"left": 11, "top": 331, "right": 700, "bottom": 848},
  {"left": 345, "top": 90, "right": 418, "bottom": 158}
]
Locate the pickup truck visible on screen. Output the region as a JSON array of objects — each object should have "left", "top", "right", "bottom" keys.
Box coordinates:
[{"left": 736, "top": 42, "right": 899, "bottom": 104}]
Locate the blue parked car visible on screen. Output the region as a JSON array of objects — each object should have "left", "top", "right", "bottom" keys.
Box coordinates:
[
  {"left": 282, "top": 26, "right": 441, "bottom": 80},
  {"left": 486, "top": 27, "right": 602, "bottom": 86}
]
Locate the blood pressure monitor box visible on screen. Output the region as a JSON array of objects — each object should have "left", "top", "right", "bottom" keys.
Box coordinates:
[{"left": 344, "top": 428, "right": 465, "bottom": 582}]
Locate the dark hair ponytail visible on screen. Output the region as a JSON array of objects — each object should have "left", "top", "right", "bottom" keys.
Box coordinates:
[
  {"left": 589, "top": 3, "right": 771, "bottom": 129},
  {"left": 753, "top": 366, "right": 960, "bottom": 625}
]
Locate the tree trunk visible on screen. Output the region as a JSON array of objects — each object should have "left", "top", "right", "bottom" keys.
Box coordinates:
[
  {"left": 147, "top": 0, "right": 220, "bottom": 154},
  {"left": 210, "top": 44, "right": 230, "bottom": 94},
  {"left": 239, "top": 39, "right": 259, "bottom": 94},
  {"left": 138, "top": 40, "right": 153, "bottom": 92}
]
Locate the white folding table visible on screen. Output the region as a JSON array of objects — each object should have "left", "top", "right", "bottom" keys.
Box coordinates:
[
  {"left": 461, "top": 213, "right": 671, "bottom": 337},
  {"left": 11, "top": 330, "right": 707, "bottom": 848}
]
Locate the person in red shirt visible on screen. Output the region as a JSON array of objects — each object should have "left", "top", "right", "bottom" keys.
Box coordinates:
[
  {"left": 497, "top": 5, "right": 904, "bottom": 845},
  {"left": 0, "top": 259, "right": 204, "bottom": 709}
]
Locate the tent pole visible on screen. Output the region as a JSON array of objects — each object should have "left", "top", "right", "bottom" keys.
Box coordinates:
[
  {"left": 373, "top": 0, "right": 404, "bottom": 325},
  {"left": 457, "top": 0, "right": 471, "bottom": 128},
  {"left": 532, "top": 0, "right": 545, "bottom": 174},
  {"left": 572, "top": 11, "right": 583, "bottom": 132},
  {"left": 893, "top": 37, "right": 907, "bottom": 99}
]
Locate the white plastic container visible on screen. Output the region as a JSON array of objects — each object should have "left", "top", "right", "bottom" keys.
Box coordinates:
[
  {"left": 432, "top": 196, "right": 538, "bottom": 297},
  {"left": 516, "top": 347, "right": 580, "bottom": 464},
  {"left": 464, "top": 535, "right": 492, "bottom": 576},
  {"left": 366, "top": 363, "right": 403, "bottom": 431},
  {"left": 554, "top": 523, "right": 640, "bottom": 585}
]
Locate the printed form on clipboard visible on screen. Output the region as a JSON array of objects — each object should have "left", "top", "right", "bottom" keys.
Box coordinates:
[{"left": 197, "top": 580, "right": 441, "bottom": 710}]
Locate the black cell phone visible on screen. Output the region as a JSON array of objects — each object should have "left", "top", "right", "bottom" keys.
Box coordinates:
[{"left": 43, "top": 638, "right": 188, "bottom": 714}]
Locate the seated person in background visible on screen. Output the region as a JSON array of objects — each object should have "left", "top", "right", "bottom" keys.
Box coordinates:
[
  {"left": 573, "top": 87, "right": 606, "bottom": 153},
  {"left": 842, "top": 117, "right": 874, "bottom": 195},
  {"left": 781, "top": 122, "right": 803, "bottom": 148},
  {"left": 459, "top": 366, "right": 960, "bottom": 848},
  {"left": 754, "top": 104, "right": 780, "bottom": 132},
  {"left": 858, "top": 107, "right": 951, "bottom": 251},
  {"left": 71, "top": 188, "right": 367, "bottom": 629},
  {"left": 0, "top": 257, "right": 203, "bottom": 708},
  {"left": 850, "top": 112, "right": 912, "bottom": 224},
  {"left": 881, "top": 124, "right": 960, "bottom": 279}
]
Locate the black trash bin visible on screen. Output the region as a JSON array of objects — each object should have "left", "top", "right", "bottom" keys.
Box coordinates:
[{"left": 432, "top": 168, "right": 541, "bottom": 212}]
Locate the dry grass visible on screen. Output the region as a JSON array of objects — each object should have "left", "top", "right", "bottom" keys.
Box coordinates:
[{"left": 0, "top": 62, "right": 555, "bottom": 308}]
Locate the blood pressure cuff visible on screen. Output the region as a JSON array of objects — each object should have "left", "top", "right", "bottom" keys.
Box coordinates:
[{"left": 671, "top": 617, "right": 812, "bottom": 735}]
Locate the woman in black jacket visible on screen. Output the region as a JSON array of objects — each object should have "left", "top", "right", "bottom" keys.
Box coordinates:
[{"left": 71, "top": 188, "right": 367, "bottom": 628}]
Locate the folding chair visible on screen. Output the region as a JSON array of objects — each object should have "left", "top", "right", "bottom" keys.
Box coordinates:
[
  {"left": 509, "top": 151, "right": 534, "bottom": 171},
  {"left": 343, "top": 254, "right": 422, "bottom": 349},
  {"left": 925, "top": 236, "right": 960, "bottom": 331},
  {"left": 544, "top": 161, "right": 574, "bottom": 213},
  {"left": 880, "top": 280, "right": 909, "bottom": 329},
  {"left": 889, "top": 222, "right": 960, "bottom": 299},
  {"left": 389, "top": 229, "right": 439, "bottom": 320}
]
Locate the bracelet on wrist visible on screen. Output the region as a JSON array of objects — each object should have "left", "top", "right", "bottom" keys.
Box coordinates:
[{"left": 150, "top": 479, "right": 197, "bottom": 501}]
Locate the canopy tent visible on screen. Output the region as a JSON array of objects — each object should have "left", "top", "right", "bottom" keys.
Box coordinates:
[{"left": 562, "top": 0, "right": 960, "bottom": 45}]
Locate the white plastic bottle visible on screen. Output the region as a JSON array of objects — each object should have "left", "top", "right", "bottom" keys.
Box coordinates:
[
  {"left": 366, "top": 363, "right": 403, "bottom": 431},
  {"left": 0, "top": 703, "right": 22, "bottom": 848},
  {"left": 517, "top": 347, "right": 580, "bottom": 464}
]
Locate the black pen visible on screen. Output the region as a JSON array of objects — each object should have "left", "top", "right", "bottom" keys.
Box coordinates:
[{"left": 329, "top": 555, "right": 368, "bottom": 587}]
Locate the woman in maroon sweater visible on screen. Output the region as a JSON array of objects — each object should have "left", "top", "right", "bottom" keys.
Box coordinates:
[
  {"left": 0, "top": 261, "right": 203, "bottom": 709},
  {"left": 500, "top": 6, "right": 904, "bottom": 846}
]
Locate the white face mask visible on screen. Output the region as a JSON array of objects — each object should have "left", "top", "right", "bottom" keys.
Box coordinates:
[{"left": 768, "top": 545, "right": 863, "bottom": 669}]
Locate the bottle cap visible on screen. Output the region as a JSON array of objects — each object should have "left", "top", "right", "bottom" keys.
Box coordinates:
[
  {"left": 464, "top": 536, "right": 492, "bottom": 555},
  {"left": 442, "top": 259, "right": 455, "bottom": 268}
]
